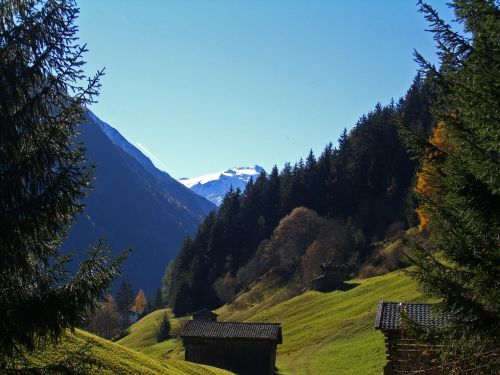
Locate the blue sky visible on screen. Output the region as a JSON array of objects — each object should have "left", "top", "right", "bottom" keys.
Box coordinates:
[{"left": 77, "top": 1, "right": 453, "bottom": 178}]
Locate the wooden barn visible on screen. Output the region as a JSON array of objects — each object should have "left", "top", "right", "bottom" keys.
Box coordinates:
[
  {"left": 375, "top": 301, "right": 447, "bottom": 374},
  {"left": 191, "top": 308, "right": 218, "bottom": 322},
  {"left": 310, "top": 262, "right": 349, "bottom": 291},
  {"left": 180, "top": 311, "right": 282, "bottom": 375}
]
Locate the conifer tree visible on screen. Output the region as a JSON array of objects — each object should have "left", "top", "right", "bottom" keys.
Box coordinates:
[
  {"left": 161, "top": 261, "right": 174, "bottom": 306},
  {"left": 151, "top": 288, "right": 163, "bottom": 311},
  {"left": 156, "top": 313, "right": 171, "bottom": 343},
  {"left": 115, "top": 280, "right": 135, "bottom": 329},
  {"left": 408, "top": 1, "right": 499, "bottom": 372},
  {"left": 0, "top": 0, "right": 126, "bottom": 364},
  {"left": 265, "top": 165, "right": 281, "bottom": 228}
]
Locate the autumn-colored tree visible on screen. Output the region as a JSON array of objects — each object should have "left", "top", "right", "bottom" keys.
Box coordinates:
[
  {"left": 213, "top": 207, "right": 326, "bottom": 301},
  {"left": 213, "top": 273, "right": 239, "bottom": 303},
  {"left": 266, "top": 207, "right": 325, "bottom": 275},
  {"left": 302, "top": 219, "right": 364, "bottom": 284},
  {"left": 213, "top": 207, "right": 365, "bottom": 302},
  {"left": 414, "top": 121, "right": 450, "bottom": 231},
  {"left": 131, "top": 289, "right": 148, "bottom": 315}
]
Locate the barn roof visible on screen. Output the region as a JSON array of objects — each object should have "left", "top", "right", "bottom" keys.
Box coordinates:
[
  {"left": 311, "top": 274, "right": 326, "bottom": 282},
  {"left": 180, "top": 320, "right": 283, "bottom": 343},
  {"left": 375, "top": 301, "right": 448, "bottom": 331},
  {"left": 192, "top": 308, "right": 218, "bottom": 317}
]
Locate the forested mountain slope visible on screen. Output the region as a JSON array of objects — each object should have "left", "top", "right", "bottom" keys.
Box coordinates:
[{"left": 165, "top": 76, "right": 435, "bottom": 315}]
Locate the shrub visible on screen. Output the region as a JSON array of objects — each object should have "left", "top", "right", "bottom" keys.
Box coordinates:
[
  {"left": 156, "top": 314, "right": 171, "bottom": 343},
  {"left": 358, "top": 264, "right": 377, "bottom": 279},
  {"left": 213, "top": 274, "right": 239, "bottom": 303}
]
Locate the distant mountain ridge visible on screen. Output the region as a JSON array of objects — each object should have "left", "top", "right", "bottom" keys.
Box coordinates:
[
  {"left": 93, "top": 113, "right": 214, "bottom": 216},
  {"left": 63, "top": 112, "right": 215, "bottom": 296},
  {"left": 179, "top": 166, "right": 265, "bottom": 206}
]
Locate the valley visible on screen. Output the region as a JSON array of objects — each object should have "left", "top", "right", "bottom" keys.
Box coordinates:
[{"left": 2, "top": 1, "right": 497, "bottom": 373}]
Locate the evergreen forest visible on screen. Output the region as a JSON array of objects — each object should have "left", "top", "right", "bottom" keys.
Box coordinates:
[{"left": 165, "top": 76, "right": 436, "bottom": 316}]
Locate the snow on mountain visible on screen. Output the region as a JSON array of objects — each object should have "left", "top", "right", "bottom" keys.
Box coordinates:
[{"left": 179, "top": 166, "right": 265, "bottom": 206}]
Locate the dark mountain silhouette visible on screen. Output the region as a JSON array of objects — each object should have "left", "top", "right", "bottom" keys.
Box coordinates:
[{"left": 63, "top": 112, "right": 214, "bottom": 296}]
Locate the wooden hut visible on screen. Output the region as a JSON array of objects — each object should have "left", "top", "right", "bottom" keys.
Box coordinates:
[
  {"left": 310, "top": 263, "right": 349, "bottom": 291},
  {"left": 191, "top": 308, "right": 218, "bottom": 322},
  {"left": 310, "top": 274, "right": 327, "bottom": 291},
  {"left": 375, "top": 301, "right": 447, "bottom": 374},
  {"left": 180, "top": 312, "right": 282, "bottom": 375}
]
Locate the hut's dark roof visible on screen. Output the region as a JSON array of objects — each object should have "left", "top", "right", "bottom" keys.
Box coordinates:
[
  {"left": 192, "top": 308, "right": 218, "bottom": 317},
  {"left": 375, "top": 301, "right": 447, "bottom": 331},
  {"left": 311, "top": 274, "right": 326, "bottom": 281},
  {"left": 180, "top": 321, "right": 282, "bottom": 343}
]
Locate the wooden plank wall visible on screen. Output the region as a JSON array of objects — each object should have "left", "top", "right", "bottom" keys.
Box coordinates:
[{"left": 383, "top": 332, "right": 442, "bottom": 374}]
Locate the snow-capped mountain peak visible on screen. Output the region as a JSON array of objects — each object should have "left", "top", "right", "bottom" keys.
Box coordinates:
[{"left": 179, "top": 165, "right": 265, "bottom": 206}]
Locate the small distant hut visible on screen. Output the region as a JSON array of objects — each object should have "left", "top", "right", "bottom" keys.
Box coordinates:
[
  {"left": 310, "top": 274, "right": 327, "bottom": 291},
  {"left": 180, "top": 310, "right": 282, "bottom": 375},
  {"left": 191, "top": 308, "right": 218, "bottom": 322},
  {"left": 375, "top": 301, "right": 447, "bottom": 375},
  {"left": 310, "top": 262, "right": 349, "bottom": 291}
]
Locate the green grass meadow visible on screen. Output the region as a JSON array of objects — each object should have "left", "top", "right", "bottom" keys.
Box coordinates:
[
  {"left": 18, "top": 328, "right": 231, "bottom": 374},
  {"left": 119, "top": 269, "right": 428, "bottom": 374}
]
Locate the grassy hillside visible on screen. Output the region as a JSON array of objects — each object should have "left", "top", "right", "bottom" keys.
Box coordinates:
[
  {"left": 117, "top": 308, "right": 187, "bottom": 359},
  {"left": 119, "top": 269, "right": 429, "bottom": 374},
  {"left": 230, "top": 270, "right": 428, "bottom": 375},
  {"left": 17, "top": 328, "right": 231, "bottom": 374}
]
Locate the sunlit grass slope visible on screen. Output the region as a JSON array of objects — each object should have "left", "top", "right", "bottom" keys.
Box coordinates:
[
  {"left": 222, "top": 270, "right": 428, "bottom": 375},
  {"left": 117, "top": 307, "right": 187, "bottom": 359},
  {"left": 23, "top": 328, "right": 231, "bottom": 374},
  {"left": 117, "top": 278, "right": 291, "bottom": 360},
  {"left": 119, "top": 270, "right": 428, "bottom": 374}
]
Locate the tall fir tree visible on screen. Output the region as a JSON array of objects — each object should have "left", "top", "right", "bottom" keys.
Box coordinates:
[
  {"left": 156, "top": 313, "right": 171, "bottom": 343},
  {"left": 0, "top": 0, "right": 126, "bottom": 365},
  {"left": 407, "top": 1, "right": 499, "bottom": 372},
  {"left": 115, "top": 280, "right": 135, "bottom": 329},
  {"left": 161, "top": 261, "right": 175, "bottom": 306}
]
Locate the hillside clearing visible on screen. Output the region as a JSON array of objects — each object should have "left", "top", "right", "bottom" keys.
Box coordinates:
[
  {"left": 120, "top": 270, "right": 428, "bottom": 374},
  {"left": 117, "top": 308, "right": 187, "bottom": 359}
]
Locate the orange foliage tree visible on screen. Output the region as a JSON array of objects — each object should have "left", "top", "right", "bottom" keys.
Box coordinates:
[
  {"left": 414, "top": 120, "right": 450, "bottom": 231},
  {"left": 131, "top": 289, "right": 148, "bottom": 315}
]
